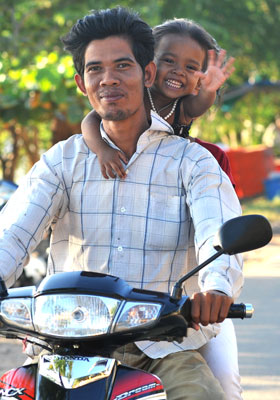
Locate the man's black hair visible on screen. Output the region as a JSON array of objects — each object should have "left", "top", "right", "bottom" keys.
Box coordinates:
[{"left": 61, "top": 6, "right": 154, "bottom": 77}]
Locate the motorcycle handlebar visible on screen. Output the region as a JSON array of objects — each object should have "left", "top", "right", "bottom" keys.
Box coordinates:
[
  {"left": 180, "top": 300, "right": 254, "bottom": 323},
  {"left": 227, "top": 303, "right": 254, "bottom": 319}
]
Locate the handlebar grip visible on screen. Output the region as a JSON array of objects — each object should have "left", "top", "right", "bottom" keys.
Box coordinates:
[{"left": 227, "top": 303, "right": 254, "bottom": 319}]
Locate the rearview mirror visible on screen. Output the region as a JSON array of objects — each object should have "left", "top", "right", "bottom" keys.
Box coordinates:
[{"left": 213, "top": 214, "right": 273, "bottom": 255}]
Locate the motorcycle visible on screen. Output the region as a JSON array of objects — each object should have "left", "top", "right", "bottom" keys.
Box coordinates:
[{"left": 0, "top": 214, "right": 272, "bottom": 400}]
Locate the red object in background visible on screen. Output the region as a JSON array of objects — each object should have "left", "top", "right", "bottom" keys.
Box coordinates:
[
  {"left": 274, "top": 159, "right": 280, "bottom": 172},
  {"left": 225, "top": 146, "right": 275, "bottom": 199}
]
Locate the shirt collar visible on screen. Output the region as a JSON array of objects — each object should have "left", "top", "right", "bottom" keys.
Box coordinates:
[
  {"left": 148, "top": 111, "right": 174, "bottom": 134},
  {"left": 100, "top": 111, "right": 174, "bottom": 150}
]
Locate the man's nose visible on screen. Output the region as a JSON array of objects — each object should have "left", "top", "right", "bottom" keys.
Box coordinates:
[{"left": 100, "top": 69, "right": 120, "bottom": 86}]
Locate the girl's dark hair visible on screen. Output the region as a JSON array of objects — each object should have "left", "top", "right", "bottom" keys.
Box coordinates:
[
  {"left": 153, "top": 18, "right": 220, "bottom": 71},
  {"left": 61, "top": 7, "right": 154, "bottom": 77}
]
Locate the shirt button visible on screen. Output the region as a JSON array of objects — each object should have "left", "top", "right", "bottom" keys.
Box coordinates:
[
  {"left": 120, "top": 207, "right": 126, "bottom": 213},
  {"left": 117, "top": 246, "right": 123, "bottom": 252}
]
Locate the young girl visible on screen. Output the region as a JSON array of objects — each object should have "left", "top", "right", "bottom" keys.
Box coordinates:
[{"left": 81, "top": 18, "right": 240, "bottom": 399}]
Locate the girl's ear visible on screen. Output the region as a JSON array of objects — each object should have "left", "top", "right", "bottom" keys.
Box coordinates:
[
  {"left": 75, "top": 74, "right": 87, "bottom": 96},
  {"left": 144, "top": 61, "right": 157, "bottom": 88}
]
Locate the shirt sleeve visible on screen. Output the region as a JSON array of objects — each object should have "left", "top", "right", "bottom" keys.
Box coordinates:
[
  {"left": 0, "top": 148, "right": 66, "bottom": 288},
  {"left": 183, "top": 143, "right": 243, "bottom": 299},
  {"left": 194, "top": 138, "right": 236, "bottom": 187}
]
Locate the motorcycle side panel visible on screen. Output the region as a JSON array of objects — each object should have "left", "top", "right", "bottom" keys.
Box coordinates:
[
  {"left": 0, "top": 364, "right": 36, "bottom": 400},
  {"left": 110, "top": 365, "right": 166, "bottom": 400}
]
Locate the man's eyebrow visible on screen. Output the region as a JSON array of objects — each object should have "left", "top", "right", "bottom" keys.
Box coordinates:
[
  {"left": 85, "top": 57, "right": 136, "bottom": 69},
  {"left": 114, "top": 57, "right": 136, "bottom": 64},
  {"left": 85, "top": 61, "right": 101, "bottom": 69}
]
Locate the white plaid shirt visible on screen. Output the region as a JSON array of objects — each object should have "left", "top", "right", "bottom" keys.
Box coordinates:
[{"left": 0, "top": 111, "right": 243, "bottom": 357}]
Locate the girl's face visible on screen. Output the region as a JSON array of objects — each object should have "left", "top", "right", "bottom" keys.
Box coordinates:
[{"left": 153, "top": 34, "right": 206, "bottom": 100}]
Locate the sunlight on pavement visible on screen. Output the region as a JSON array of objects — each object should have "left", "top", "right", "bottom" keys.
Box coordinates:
[
  {"left": 243, "top": 234, "right": 280, "bottom": 277},
  {"left": 241, "top": 376, "right": 280, "bottom": 400},
  {"left": 239, "top": 233, "right": 280, "bottom": 400}
]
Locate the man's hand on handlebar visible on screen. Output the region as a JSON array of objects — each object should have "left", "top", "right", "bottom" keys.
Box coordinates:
[{"left": 190, "top": 290, "right": 233, "bottom": 331}]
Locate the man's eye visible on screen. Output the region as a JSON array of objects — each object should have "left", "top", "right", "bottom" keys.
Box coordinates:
[
  {"left": 118, "top": 63, "right": 130, "bottom": 69},
  {"left": 88, "top": 66, "right": 101, "bottom": 72}
]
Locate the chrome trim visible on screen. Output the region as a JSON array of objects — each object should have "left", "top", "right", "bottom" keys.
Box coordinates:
[
  {"left": 244, "top": 303, "right": 254, "bottom": 318},
  {"left": 110, "top": 299, "right": 126, "bottom": 332},
  {"left": 39, "top": 354, "right": 116, "bottom": 388}
]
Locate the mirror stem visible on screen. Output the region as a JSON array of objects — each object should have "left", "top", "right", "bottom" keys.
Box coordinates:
[{"left": 171, "top": 249, "right": 224, "bottom": 300}]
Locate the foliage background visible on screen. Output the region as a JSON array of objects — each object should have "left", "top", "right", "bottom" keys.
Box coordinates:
[{"left": 0, "top": 0, "right": 279, "bottom": 181}]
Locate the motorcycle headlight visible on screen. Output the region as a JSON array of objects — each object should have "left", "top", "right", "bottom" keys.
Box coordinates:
[
  {"left": 33, "top": 294, "right": 120, "bottom": 338},
  {"left": 1, "top": 294, "right": 163, "bottom": 339},
  {"left": 114, "top": 301, "right": 162, "bottom": 332},
  {"left": 0, "top": 298, "right": 33, "bottom": 330}
]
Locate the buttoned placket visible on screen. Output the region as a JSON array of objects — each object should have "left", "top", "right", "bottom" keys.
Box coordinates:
[
  {"left": 111, "top": 176, "right": 130, "bottom": 261},
  {"left": 109, "top": 142, "right": 145, "bottom": 263}
]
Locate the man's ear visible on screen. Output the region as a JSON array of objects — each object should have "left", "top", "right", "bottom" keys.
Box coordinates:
[
  {"left": 144, "top": 61, "right": 157, "bottom": 88},
  {"left": 74, "top": 74, "right": 87, "bottom": 96}
]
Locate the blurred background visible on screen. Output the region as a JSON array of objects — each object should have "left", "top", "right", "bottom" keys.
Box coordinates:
[
  {"left": 0, "top": 1, "right": 280, "bottom": 399},
  {"left": 0, "top": 0, "right": 280, "bottom": 187}
]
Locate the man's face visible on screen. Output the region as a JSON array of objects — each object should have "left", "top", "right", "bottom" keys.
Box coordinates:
[{"left": 76, "top": 36, "right": 148, "bottom": 121}]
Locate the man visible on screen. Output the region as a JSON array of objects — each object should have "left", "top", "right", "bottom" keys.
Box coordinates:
[{"left": 0, "top": 7, "right": 243, "bottom": 399}]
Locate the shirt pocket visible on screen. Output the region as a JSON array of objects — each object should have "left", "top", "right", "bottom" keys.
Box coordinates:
[{"left": 145, "top": 193, "right": 187, "bottom": 250}]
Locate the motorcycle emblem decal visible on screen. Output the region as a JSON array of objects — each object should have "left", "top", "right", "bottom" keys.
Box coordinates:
[
  {"left": 0, "top": 387, "right": 26, "bottom": 399},
  {"left": 113, "top": 382, "right": 162, "bottom": 400},
  {"left": 44, "top": 354, "right": 90, "bottom": 362},
  {"left": 111, "top": 367, "right": 166, "bottom": 400}
]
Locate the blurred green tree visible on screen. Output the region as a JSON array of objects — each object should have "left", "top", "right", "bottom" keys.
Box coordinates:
[{"left": 0, "top": 0, "right": 279, "bottom": 180}]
